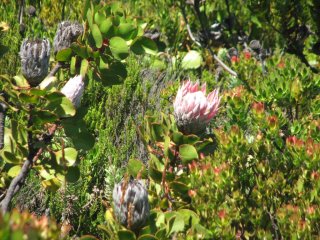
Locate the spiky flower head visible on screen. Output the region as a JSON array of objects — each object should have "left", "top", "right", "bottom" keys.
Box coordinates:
[
  {"left": 173, "top": 80, "right": 220, "bottom": 134},
  {"left": 60, "top": 75, "right": 84, "bottom": 108},
  {"left": 20, "top": 38, "right": 50, "bottom": 87},
  {"left": 53, "top": 21, "right": 83, "bottom": 54},
  {"left": 113, "top": 177, "right": 150, "bottom": 231}
]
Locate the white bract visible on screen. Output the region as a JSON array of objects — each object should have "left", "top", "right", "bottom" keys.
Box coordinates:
[{"left": 61, "top": 75, "right": 84, "bottom": 108}]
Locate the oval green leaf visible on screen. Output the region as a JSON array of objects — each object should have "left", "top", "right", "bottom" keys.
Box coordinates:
[
  {"left": 109, "top": 36, "right": 129, "bottom": 60},
  {"left": 118, "top": 230, "right": 136, "bottom": 240},
  {"left": 92, "top": 24, "right": 103, "bottom": 48},
  {"left": 56, "top": 147, "right": 78, "bottom": 166},
  {"left": 131, "top": 36, "right": 158, "bottom": 55},
  {"left": 179, "top": 144, "right": 198, "bottom": 163},
  {"left": 181, "top": 50, "right": 202, "bottom": 69},
  {"left": 66, "top": 166, "right": 81, "bottom": 183},
  {"left": 8, "top": 165, "right": 22, "bottom": 178},
  {"left": 56, "top": 48, "right": 72, "bottom": 62}
]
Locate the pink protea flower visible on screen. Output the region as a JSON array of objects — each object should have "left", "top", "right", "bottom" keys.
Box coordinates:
[
  {"left": 61, "top": 75, "right": 84, "bottom": 108},
  {"left": 173, "top": 80, "right": 220, "bottom": 134}
]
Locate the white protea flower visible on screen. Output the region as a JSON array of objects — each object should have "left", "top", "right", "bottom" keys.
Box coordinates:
[
  {"left": 60, "top": 75, "right": 84, "bottom": 108},
  {"left": 173, "top": 80, "right": 220, "bottom": 134},
  {"left": 19, "top": 38, "right": 50, "bottom": 87},
  {"left": 113, "top": 177, "right": 150, "bottom": 231},
  {"left": 53, "top": 21, "right": 83, "bottom": 54}
]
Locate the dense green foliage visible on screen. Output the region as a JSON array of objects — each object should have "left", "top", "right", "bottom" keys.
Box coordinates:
[{"left": 0, "top": 0, "right": 319, "bottom": 239}]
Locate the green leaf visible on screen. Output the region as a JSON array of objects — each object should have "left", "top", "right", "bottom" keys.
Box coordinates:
[
  {"left": 1, "top": 151, "right": 21, "bottom": 164},
  {"left": 149, "top": 166, "right": 163, "bottom": 183},
  {"left": 18, "top": 93, "right": 38, "bottom": 104},
  {"left": 42, "top": 178, "right": 61, "bottom": 192},
  {"left": 56, "top": 48, "right": 72, "bottom": 62},
  {"left": 150, "top": 123, "right": 164, "bottom": 142},
  {"left": 62, "top": 119, "right": 95, "bottom": 150},
  {"left": 100, "top": 61, "right": 127, "bottom": 86},
  {"left": 179, "top": 144, "right": 198, "bottom": 163},
  {"left": 71, "top": 43, "right": 89, "bottom": 58},
  {"left": 168, "top": 214, "right": 185, "bottom": 235},
  {"left": 100, "top": 18, "right": 113, "bottom": 37},
  {"left": 117, "top": 23, "right": 138, "bottom": 40},
  {"left": 94, "top": 11, "right": 106, "bottom": 25},
  {"left": 56, "top": 147, "right": 78, "bottom": 166},
  {"left": 118, "top": 230, "right": 136, "bottom": 240},
  {"left": 182, "top": 134, "right": 200, "bottom": 145},
  {"left": 13, "top": 75, "right": 29, "bottom": 87},
  {"left": 39, "top": 76, "right": 58, "bottom": 91},
  {"left": 127, "top": 159, "right": 147, "bottom": 178},
  {"left": 66, "top": 166, "right": 81, "bottom": 183},
  {"left": 170, "top": 181, "right": 189, "bottom": 195},
  {"left": 92, "top": 24, "right": 103, "bottom": 48},
  {"left": 109, "top": 37, "right": 129, "bottom": 60},
  {"left": 80, "top": 235, "right": 99, "bottom": 240},
  {"left": 80, "top": 59, "right": 89, "bottom": 77},
  {"left": 181, "top": 50, "right": 202, "bottom": 69},
  {"left": 172, "top": 132, "right": 183, "bottom": 145},
  {"left": 87, "top": 8, "right": 93, "bottom": 28},
  {"left": 33, "top": 110, "right": 58, "bottom": 124},
  {"left": 178, "top": 209, "right": 200, "bottom": 225},
  {"left": 137, "top": 234, "right": 158, "bottom": 240},
  {"left": 155, "top": 228, "right": 166, "bottom": 239},
  {"left": 8, "top": 165, "right": 21, "bottom": 178},
  {"left": 45, "top": 93, "right": 76, "bottom": 118},
  {"left": 131, "top": 36, "right": 158, "bottom": 55}
]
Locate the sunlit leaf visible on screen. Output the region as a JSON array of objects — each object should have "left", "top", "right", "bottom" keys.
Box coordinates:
[
  {"left": 109, "top": 36, "right": 129, "bottom": 60},
  {"left": 181, "top": 50, "right": 202, "bottom": 69}
]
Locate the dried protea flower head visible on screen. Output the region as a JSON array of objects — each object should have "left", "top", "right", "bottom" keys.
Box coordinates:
[
  {"left": 60, "top": 75, "right": 84, "bottom": 108},
  {"left": 20, "top": 38, "right": 50, "bottom": 87},
  {"left": 113, "top": 177, "right": 150, "bottom": 231},
  {"left": 53, "top": 21, "right": 83, "bottom": 54},
  {"left": 174, "top": 80, "right": 220, "bottom": 135}
]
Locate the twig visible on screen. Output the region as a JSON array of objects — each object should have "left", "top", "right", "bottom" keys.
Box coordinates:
[
  {"left": 0, "top": 148, "right": 42, "bottom": 214},
  {"left": 18, "top": 0, "right": 25, "bottom": 24},
  {"left": 0, "top": 102, "right": 7, "bottom": 150},
  {"left": 0, "top": 124, "right": 57, "bottom": 214},
  {"left": 47, "top": 62, "right": 62, "bottom": 77},
  {"left": 268, "top": 211, "right": 280, "bottom": 240},
  {"left": 180, "top": 0, "right": 238, "bottom": 77},
  {"left": 212, "top": 54, "right": 237, "bottom": 77}
]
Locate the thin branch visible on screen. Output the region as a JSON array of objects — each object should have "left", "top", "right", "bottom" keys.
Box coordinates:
[
  {"left": 180, "top": 0, "right": 238, "bottom": 77},
  {"left": 0, "top": 102, "right": 7, "bottom": 150},
  {"left": 212, "top": 54, "right": 238, "bottom": 77},
  {"left": 47, "top": 62, "right": 62, "bottom": 78},
  {"left": 18, "top": 0, "right": 25, "bottom": 24},
  {"left": 0, "top": 124, "right": 57, "bottom": 214},
  {"left": 268, "top": 211, "right": 281, "bottom": 240},
  {"left": 0, "top": 149, "right": 41, "bottom": 214}
]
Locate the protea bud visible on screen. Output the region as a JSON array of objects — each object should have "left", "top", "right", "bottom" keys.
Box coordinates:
[
  {"left": 60, "top": 75, "right": 84, "bottom": 108},
  {"left": 173, "top": 80, "right": 220, "bottom": 135},
  {"left": 53, "top": 21, "right": 83, "bottom": 54},
  {"left": 249, "top": 40, "right": 261, "bottom": 54},
  {"left": 20, "top": 38, "right": 50, "bottom": 87},
  {"left": 113, "top": 177, "right": 150, "bottom": 231}
]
